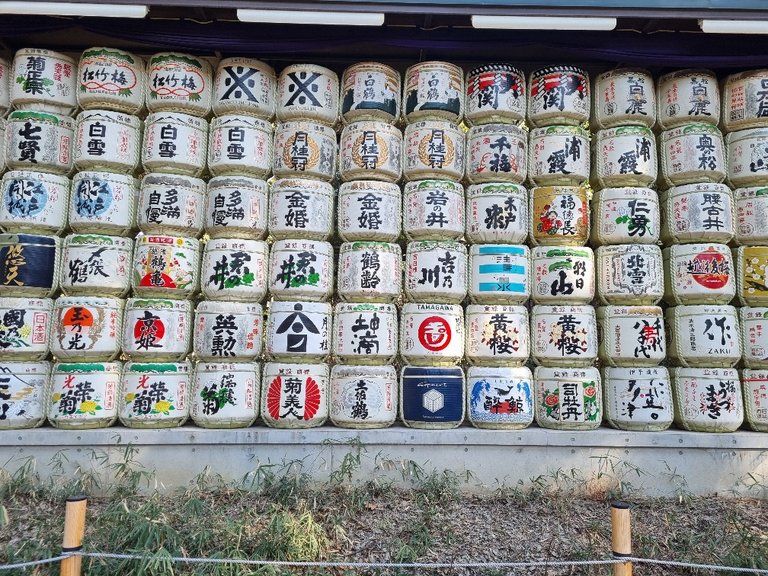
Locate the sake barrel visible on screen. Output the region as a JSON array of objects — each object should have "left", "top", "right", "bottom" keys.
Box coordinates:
[
  {"left": 10, "top": 48, "right": 77, "bottom": 115},
  {"left": 400, "top": 365, "right": 465, "bottom": 429},
  {"left": 531, "top": 245, "right": 594, "bottom": 305},
  {"left": 205, "top": 176, "right": 268, "bottom": 240},
  {"left": 465, "top": 64, "right": 526, "bottom": 126},
  {"left": 341, "top": 62, "right": 401, "bottom": 124},
  {"left": 596, "top": 244, "right": 664, "bottom": 305},
  {"left": 77, "top": 47, "right": 146, "bottom": 114},
  {"left": 337, "top": 242, "right": 402, "bottom": 303},
  {"left": 330, "top": 364, "right": 397, "bottom": 428},
  {"left": 464, "top": 304, "right": 529, "bottom": 366},
  {"left": 658, "top": 123, "right": 726, "bottom": 188},
  {"left": 73, "top": 109, "right": 141, "bottom": 174},
  {"left": 142, "top": 112, "right": 208, "bottom": 177},
  {"left": 191, "top": 361, "right": 260, "bottom": 428},
  {"left": 0, "top": 361, "right": 50, "bottom": 429},
  {"left": 200, "top": 238, "right": 269, "bottom": 302},
  {"left": 69, "top": 171, "right": 138, "bottom": 236},
  {"left": 138, "top": 172, "right": 205, "bottom": 236},
  {"left": 531, "top": 305, "right": 598, "bottom": 367},
  {"left": 529, "top": 186, "right": 590, "bottom": 246},
  {"left": 400, "top": 302, "right": 464, "bottom": 366},
  {"left": 404, "top": 240, "right": 468, "bottom": 304},
  {"left": 666, "top": 305, "right": 741, "bottom": 368},
  {"left": 120, "top": 361, "right": 191, "bottom": 428},
  {"left": 131, "top": 235, "right": 200, "bottom": 299},
  {"left": 48, "top": 362, "right": 121, "bottom": 429},
  {"left": 261, "top": 361, "right": 329, "bottom": 428},
  {"left": 403, "top": 61, "right": 463, "bottom": 124},
  {"left": 659, "top": 183, "right": 735, "bottom": 245},
  {"left": 272, "top": 120, "right": 337, "bottom": 182},
  {"left": 193, "top": 301, "right": 263, "bottom": 362},
  {"left": 742, "top": 369, "right": 768, "bottom": 432},
  {"left": 597, "top": 306, "right": 665, "bottom": 367},
  {"left": 592, "top": 68, "right": 656, "bottom": 129},
  {"left": 662, "top": 243, "right": 735, "bottom": 305},
  {"left": 734, "top": 245, "right": 768, "bottom": 306},
  {"left": 276, "top": 64, "right": 339, "bottom": 126},
  {"left": 146, "top": 52, "right": 212, "bottom": 116},
  {"left": 265, "top": 301, "right": 331, "bottom": 363},
  {"left": 656, "top": 69, "right": 719, "bottom": 129},
  {"left": 207, "top": 114, "right": 273, "bottom": 178},
  {"left": 465, "top": 182, "right": 528, "bottom": 244},
  {"left": 734, "top": 187, "right": 768, "bottom": 245},
  {"left": 0, "top": 297, "right": 52, "bottom": 360},
  {"left": 0, "top": 57, "right": 11, "bottom": 116},
  {"left": 533, "top": 366, "right": 602, "bottom": 430},
  {"left": 0, "top": 170, "right": 69, "bottom": 234},
  {"left": 722, "top": 69, "right": 768, "bottom": 133},
  {"left": 337, "top": 180, "right": 401, "bottom": 242},
  {"left": 602, "top": 366, "right": 673, "bottom": 431},
  {"left": 0, "top": 118, "right": 6, "bottom": 173},
  {"left": 403, "top": 179, "right": 465, "bottom": 241},
  {"left": 268, "top": 178, "right": 334, "bottom": 241},
  {"left": 527, "top": 66, "right": 590, "bottom": 128},
  {"left": 672, "top": 367, "right": 743, "bottom": 432},
  {"left": 528, "top": 125, "right": 590, "bottom": 187},
  {"left": 121, "top": 298, "right": 192, "bottom": 361},
  {"left": 332, "top": 302, "right": 398, "bottom": 365},
  {"left": 51, "top": 296, "right": 123, "bottom": 361},
  {"left": 6, "top": 111, "right": 74, "bottom": 175},
  {"left": 268, "top": 239, "right": 334, "bottom": 301},
  {"left": 60, "top": 234, "right": 132, "bottom": 296},
  {"left": 466, "top": 366, "right": 534, "bottom": 430},
  {"left": 466, "top": 123, "right": 527, "bottom": 184},
  {"left": 213, "top": 57, "right": 276, "bottom": 119},
  {"left": 468, "top": 244, "right": 531, "bottom": 305},
  {"left": 339, "top": 120, "right": 402, "bottom": 183},
  {"left": 590, "top": 187, "right": 660, "bottom": 246},
  {"left": 740, "top": 307, "right": 768, "bottom": 368},
  {"left": 591, "top": 126, "right": 657, "bottom": 190},
  {"left": 403, "top": 120, "right": 465, "bottom": 182},
  {"left": 726, "top": 128, "right": 768, "bottom": 188},
  {"left": 0, "top": 233, "right": 60, "bottom": 298}
]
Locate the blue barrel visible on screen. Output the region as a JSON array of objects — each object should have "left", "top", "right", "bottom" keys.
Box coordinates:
[{"left": 400, "top": 366, "right": 464, "bottom": 429}]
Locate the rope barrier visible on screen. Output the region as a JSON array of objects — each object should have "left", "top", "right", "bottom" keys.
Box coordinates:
[{"left": 0, "top": 554, "right": 73, "bottom": 571}]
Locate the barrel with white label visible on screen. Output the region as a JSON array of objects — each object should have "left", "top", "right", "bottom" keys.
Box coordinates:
[
  {"left": 590, "top": 187, "right": 659, "bottom": 246},
  {"left": 672, "top": 367, "right": 743, "bottom": 432},
  {"left": 146, "top": 52, "right": 212, "bottom": 116},
  {"left": 403, "top": 120, "right": 465, "bottom": 183},
  {"left": 261, "top": 361, "right": 329, "bottom": 428},
  {"left": 268, "top": 178, "right": 334, "bottom": 241},
  {"left": 400, "top": 365, "right": 464, "bottom": 429},
  {"left": 194, "top": 301, "right": 263, "bottom": 362},
  {"left": 0, "top": 233, "right": 60, "bottom": 298},
  {"left": 735, "top": 245, "right": 768, "bottom": 306},
  {"left": 0, "top": 170, "right": 69, "bottom": 234},
  {"left": 205, "top": 176, "right": 268, "bottom": 240},
  {"left": 268, "top": 239, "right": 334, "bottom": 302},
  {"left": 0, "top": 361, "right": 50, "bottom": 429},
  {"left": 656, "top": 69, "right": 719, "bottom": 130},
  {"left": 341, "top": 62, "right": 401, "bottom": 124},
  {"left": 467, "top": 366, "right": 533, "bottom": 430},
  {"left": 534, "top": 366, "right": 602, "bottom": 430},
  {"left": 277, "top": 64, "right": 339, "bottom": 126},
  {"left": 466, "top": 123, "right": 527, "bottom": 185},
  {"left": 60, "top": 234, "right": 132, "bottom": 296},
  {"left": 400, "top": 302, "right": 464, "bottom": 366},
  {"left": 120, "top": 361, "right": 191, "bottom": 428},
  {"left": 51, "top": 296, "right": 123, "bottom": 361},
  {"left": 597, "top": 244, "right": 664, "bottom": 305},
  {"left": 265, "top": 301, "right": 331, "bottom": 363},
  {"left": 73, "top": 110, "right": 141, "bottom": 174},
  {"left": 465, "top": 64, "right": 526, "bottom": 126},
  {"left": 0, "top": 58, "right": 8, "bottom": 116},
  {"left": 191, "top": 362, "right": 260, "bottom": 428},
  {"left": 340, "top": 120, "right": 402, "bottom": 183},
  {"left": 213, "top": 57, "right": 276, "bottom": 119},
  {"left": 666, "top": 305, "right": 741, "bottom": 368},
  {"left": 48, "top": 362, "right": 121, "bottom": 429},
  {"left": 658, "top": 123, "right": 726, "bottom": 188},
  {"left": 527, "top": 66, "right": 590, "bottom": 128},
  {"left": 207, "top": 114, "right": 273, "bottom": 178},
  {"left": 403, "top": 61, "right": 463, "bottom": 124},
  {"left": 69, "top": 171, "right": 138, "bottom": 237},
  {"left": 726, "top": 128, "right": 768, "bottom": 188},
  {"left": 592, "top": 68, "right": 656, "bottom": 129},
  {"left": 591, "top": 126, "right": 657, "bottom": 190},
  {"left": 742, "top": 369, "right": 768, "bottom": 432},
  {"left": 597, "top": 306, "right": 665, "bottom": 367},
  {"left": 6, "top": 111, "right": 73, "bottom": 174},
  {"left": 722, "top": 69, "right": 768, "bottom": 133},
  {"left": 77, "top": 47, "right": 146, "bottom": 114},
  {"left": 273, "top": 120, "right": 337, "bottom": 182},
  {"left": 200, "top": 238, "right": 269, "bottom": 302},
  {"left": 11, "top": 48, "right": 77, "bottom": 115},
  {"left": 734, "top": 187, "right": 768, "bottom": 245},
  {"left": 131, "top": 235, "right": 200, "bottom": 299},
  {"left": 531, "top": 246, "right": 594, "bottom": 305},
  {"left": 466, "top": 182, "right": 528, "bottom": 244},
  {"left": 528, "top": 125, "right": 590, "bottom": 187},
  {"left": 602, "top": 366, "right": 673, "bottom": 431},
  {"left": 0, "top": 297, "right": 51, "bottom": 360},
  {"left": 529, "top": 186, "right": 590, "bottom": 246},
  {"left": 337, "top": 242, "right": 402, "bottom": 303},
  {"left": 122, "top": 298, "right": 192, "bottom": 361},
  {"left": 663, "top": 243, "right": 735, "bottom": 305},
  {"left": 740, "top": 307, "right": 768, "bottom": 368},
  {"left": 403, "top": 179, "right": 465, "bottom": 241},
  {"left": 464, "top": 304, "right": 529, "bottom": 366},
  {"left": 660, "top": 183, "right": 735, "bottom": 245},
  {"left": 531, "top": 305, "right": 598, "bottom": 367},
  {"left": 330, "top": 364, "right": 397, "bottom": 428},
  {"left": 469, "top": 244, "right": 531, "bottom": 304},
  {"left": 142, "top": 112, "right": 208, "bottom": 177},
  {"left": 333, "top": 302, "right": 398, "bottom": 365},
  {"left": 337, "top": 181, "right": 401, "bottom": 242},
  {"left": 404, "top": 241, "right": 468, "bottom": 304}
]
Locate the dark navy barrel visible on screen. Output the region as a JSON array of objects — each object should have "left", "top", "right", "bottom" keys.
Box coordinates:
[
  {"left": 400, "top": 366, "right": 465, "bottom": 429},
  {"left": 0, "top": 234, "right": 58, "bottom": 296}
]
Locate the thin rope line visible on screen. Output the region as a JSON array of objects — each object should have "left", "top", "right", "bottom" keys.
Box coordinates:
[
  {"left": 0, "top": 554, "right": 72, "bottom": 571},
  {"left": 630, "top": 556, "right": 768, "bottom": 575}
]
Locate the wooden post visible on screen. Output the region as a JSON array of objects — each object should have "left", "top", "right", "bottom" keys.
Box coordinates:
[
  {"left": 60, "top": 495, "right": 87, "bottom": 576},
  {"left": 611, "top": 501, "right": 632, "bottom": 576}
]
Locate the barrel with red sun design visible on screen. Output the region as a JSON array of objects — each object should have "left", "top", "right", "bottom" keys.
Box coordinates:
[
  {"left": 399, "top": 302, "right": 464, "bottom": 365},
  {"left": 261, "top": 362, "right": 328, "bottom": 428},
  {"left": 664, "top": 243, "right": 735, "bottom": 305}
]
